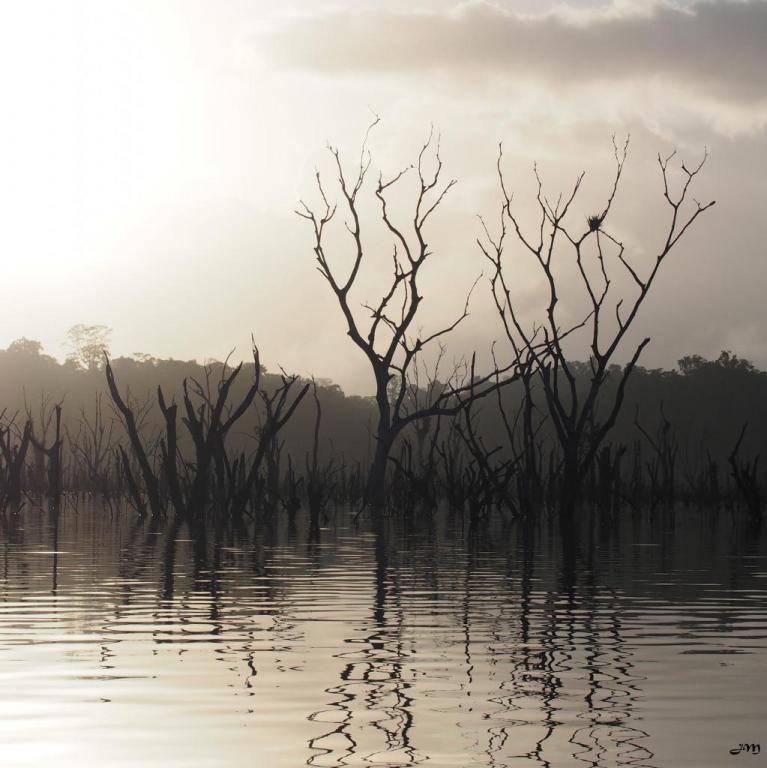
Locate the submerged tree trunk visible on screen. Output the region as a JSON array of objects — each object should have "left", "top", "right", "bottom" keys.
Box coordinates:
[
  {"left": 559, "top": 449, "right": 581, "bottom": 525},
  {"left": 365, "top": 428, "right": 394, "bottom": 516}
]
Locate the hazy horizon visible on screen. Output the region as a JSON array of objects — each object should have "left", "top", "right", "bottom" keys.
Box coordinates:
[{"left": 2, "top": 0, "right": 765, "bottom": 395}]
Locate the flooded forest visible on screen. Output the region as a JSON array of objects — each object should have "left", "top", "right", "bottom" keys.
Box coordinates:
[{"left": 1, "top": 131, "right": 765, "bottom": 768}]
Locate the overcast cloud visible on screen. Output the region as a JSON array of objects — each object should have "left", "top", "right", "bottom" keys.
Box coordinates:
[{"left": 262, "top": 0, "right": 767, "bottom": 103}]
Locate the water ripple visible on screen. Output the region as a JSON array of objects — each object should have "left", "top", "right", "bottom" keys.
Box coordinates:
[{"left": 0, "top": 505, "right": 765, "bottom": 767}]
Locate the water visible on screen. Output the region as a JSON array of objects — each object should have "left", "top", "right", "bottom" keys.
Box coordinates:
[{"left": 0, "top": 505, "right": 765, "bottom": 768}]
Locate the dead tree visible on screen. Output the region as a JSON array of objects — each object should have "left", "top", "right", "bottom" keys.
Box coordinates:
[
  {"left": 635, "top": 404, "right": 678, "bottom": 508},
  {"left": 492, "top": 349, "right": 547, "bottom": 516},
  {"left": 0, "top": 412, "right": 32, "bottom": 513},
  {"left": 456, "top": 406, "right": 517, "bottom": 523},
  {"left": 24, "top": 393, "right": 56, "bottom": 493},
  {"left": 388, "top": 430, "right": 442, "bottom": 514},
  {"left": 178, "top": 354, "right": 262, "bottom": 517},
  {"left": 593, "top": 443, "right": 627, "bottom": 514},
  {"left": 436, "top": 420, "right": 470, "bottom": 513},
  {"left": 728, "top": 424, "right": 762, "bottom": 518},
  {"left": 387, "top": 349, "right": 455, "bottom": 513},
  {"left": 106, "top": 350, "right": 308, "bottom": 518},
  {"left": 105, "top": 356, "right": 163, "bottom": 517},
  {"left": 298, "top": 119, "right": 518, "bottom": 514},
  {"left": 29, "top": 402, "right": 64, "bottom": 511},
  {"left": 480, "top": 138, "right": 714, "bottom": 520},
  {"left": 67, "top": 393, "right": 116, "bottom": 494},
  {"left": 305, "top": 380, "right": 339, "bottom": 533},
  {"left": 228, "top": 371, "right": 309, "bottom": 518}
]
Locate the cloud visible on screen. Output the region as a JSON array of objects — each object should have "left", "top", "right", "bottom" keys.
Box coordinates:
[{"left": 260, "top": 0, "right": 767, "bottom": 103}]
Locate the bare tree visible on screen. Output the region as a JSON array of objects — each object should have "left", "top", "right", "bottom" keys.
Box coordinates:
[
  {"left": 105, "top": 358, "right": 163, "bottom": 517},
  {"left": 728, "top": 423, "right": 762, "bottom": 518},
  {"left": 105, "top": 349, "right": 308, "bottom": 519},
  {"left": 0, "top": 411, "right": 32, "bottom": 513},
  {"left": 28, "top": 402, "right": 64, "bottom": 511},
  {"left": 67, "top": 393, "right": 116, "bottom": 493},
  {"left": 479, "top": 139, "right": 714, "bottom": 519},
  {"left": 304, "top": 379, "right": 340, "bottom": 534},
  {"left": 298, "top": 120, "right": 517, "bottom": 514}
]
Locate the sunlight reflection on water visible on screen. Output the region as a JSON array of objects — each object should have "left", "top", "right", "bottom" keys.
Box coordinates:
[{"left": 0, "top": 505, "right": 765, "bottom": 767}]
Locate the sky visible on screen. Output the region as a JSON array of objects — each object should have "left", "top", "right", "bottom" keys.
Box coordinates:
[{"left": 0, "top": 0, "right": 765, "bottom": 394}]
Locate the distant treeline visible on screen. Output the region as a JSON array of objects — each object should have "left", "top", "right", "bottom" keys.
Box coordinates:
[{"left": 0, "top": 338, "right": 765, "bottom": 520}]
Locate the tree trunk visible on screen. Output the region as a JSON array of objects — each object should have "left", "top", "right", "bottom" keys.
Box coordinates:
[
  {"left": 559, "top": 446, "right": 581, "bottom": 524},
  {"left": 365, "top": 430, "right": 393, "bottom": 517}
]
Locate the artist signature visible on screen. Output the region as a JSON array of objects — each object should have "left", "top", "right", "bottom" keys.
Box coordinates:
[{"left": 730, "top": 743, "right": 761, "bottom": 756}]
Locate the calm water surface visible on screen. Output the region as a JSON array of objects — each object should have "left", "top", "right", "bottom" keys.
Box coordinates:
[{"left": 0, "top": 505, "right": 765, "bottom": 767}]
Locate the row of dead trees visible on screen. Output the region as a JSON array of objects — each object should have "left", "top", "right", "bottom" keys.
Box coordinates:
[
  {"left": 0, "top": 371, "right": 763, "bottom": 525},
  {"left": 383, "top": 395, "right": 764, "bottom": 524}
]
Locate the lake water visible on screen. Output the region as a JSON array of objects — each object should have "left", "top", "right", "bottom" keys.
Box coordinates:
[{"left": 0, "top": 504, "right": 765, "bottom": 767}]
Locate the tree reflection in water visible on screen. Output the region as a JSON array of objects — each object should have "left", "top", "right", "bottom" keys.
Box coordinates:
[
  {"left": 307, "top": 530, "right": 423, "bottom": 766},
  {"left": 3, "top": 504, "right": 762, "bottom": 767}
]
